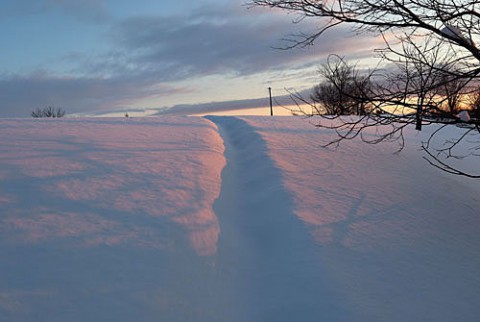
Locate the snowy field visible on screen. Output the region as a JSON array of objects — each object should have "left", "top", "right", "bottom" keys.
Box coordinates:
[{"left": 0, "top": 116, "right": 479, "bottom": 321}]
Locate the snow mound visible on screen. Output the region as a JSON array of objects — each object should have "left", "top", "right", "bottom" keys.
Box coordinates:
[
  {"left": 0, "top": 117, "right": 226, "bottom": 321},
  {"left": 241, "top": 116, "right": 480, "bottom": 321},
  {"left": 0, "top": 116, "right": 479, "bottom": 321}
]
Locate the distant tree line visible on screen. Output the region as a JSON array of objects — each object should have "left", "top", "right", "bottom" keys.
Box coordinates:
[
  {"left": 308, "top": 55, "right": 480, "bottom": 121},
  {"left": 31, "top": 106, "right": 66, "bottom": 118}
]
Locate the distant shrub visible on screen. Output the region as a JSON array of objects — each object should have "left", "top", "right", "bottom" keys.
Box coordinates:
[{"left": 31, "top": 106, "right": 66, "bottom": 118}]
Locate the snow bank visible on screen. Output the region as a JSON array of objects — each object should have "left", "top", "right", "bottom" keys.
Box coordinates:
[
  {"left": 1, "top": 117, "right": 225, "bottom": 255},
  {"left": 241, "top": 116, "right": 480, "bottom": 321},
  {"left": 0, "top": 117, "right": 226, "bottom": 321},
  {"left": 1, "top": 116, "right": 479, "bottom": 321}
]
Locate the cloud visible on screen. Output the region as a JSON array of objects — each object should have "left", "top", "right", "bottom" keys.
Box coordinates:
[
  {"left": 156, "top": 89, "right": 313, "bottom": 116},
  {"left": 0, "top": 0, "right": 109, "bottom": 22},
  {"left": 108, "top": 4, "right": 378, "bottom": 81},
  {"left": 157, "top": 98, "right": 274, "bottom": 116},
  {"left": 0, "top": 73, "right": 186, "bottom": 117},
  {"left": 0, "top": 1, "right": 382, "bottom": 116}
]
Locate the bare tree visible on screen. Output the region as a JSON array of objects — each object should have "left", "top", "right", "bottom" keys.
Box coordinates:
[
  {"left": 310, "top": 55, "right": 373, "bottom": 116},
  {"left": 251, "top": 0, "right": 480, "bottom": 178},
  {"left": 436, "top": 71, "right": 468, "bottom": 116},
  {"left": 31, "top": 106, "right": 66, "bottom": 118},
  {"left": 467, "top": 89, "right": 480, "bottom": 120}
]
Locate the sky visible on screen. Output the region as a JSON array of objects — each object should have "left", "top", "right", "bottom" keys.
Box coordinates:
[{"left": 0, "top": 0, "right": 380, "bottom": 117}]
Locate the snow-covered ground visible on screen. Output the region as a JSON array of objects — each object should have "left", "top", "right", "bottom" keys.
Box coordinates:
[{"left": 0, "top": 116, "right": 479, "bottom": 321}]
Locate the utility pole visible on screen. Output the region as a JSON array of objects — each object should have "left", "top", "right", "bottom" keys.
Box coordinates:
[{"left": 268, "top": 87, "right": 273, "bottom": 116}]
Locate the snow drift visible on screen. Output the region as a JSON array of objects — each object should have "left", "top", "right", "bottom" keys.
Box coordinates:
[{"left": 0, "top": 116, "right": 479, "bottom": 321}]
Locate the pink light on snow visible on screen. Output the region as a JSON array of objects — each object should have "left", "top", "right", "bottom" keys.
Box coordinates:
[
  {"left": 242, "top": 116, "right": 464, "bottom": 251},
  {"left": 0, "top": 117, "right": 225, "bottom": 256}
]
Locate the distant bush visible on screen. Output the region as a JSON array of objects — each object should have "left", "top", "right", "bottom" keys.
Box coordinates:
[{"left": 31, "top": 106, "right": 66, "bottom": 118}]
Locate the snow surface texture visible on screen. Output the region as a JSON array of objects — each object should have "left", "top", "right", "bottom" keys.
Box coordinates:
[
  {"left": 0, "top": 116, "right": 479, "bottom": 321},
  {"left": 238, "top": 116, "right": 480, "bottom": 321}
]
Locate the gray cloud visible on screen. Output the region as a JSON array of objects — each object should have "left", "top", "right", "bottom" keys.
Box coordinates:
[
  {"left": 157, "top": 98, "right": 275, "bottom": 116},
  {"left": 0, "top": 2, "right": 381, "bottom": 117},
  {"left": 0, "top": 73, "right": 186, "bottom": 117},
  {"left": 156, "top": 89, "right": 312, "bottom": 116},
  {"left": 108, "top": 5, "right": 377, "bottom": 80},
  {"left": 0, "top": 0, "right": 109, "bottom": 21}
]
